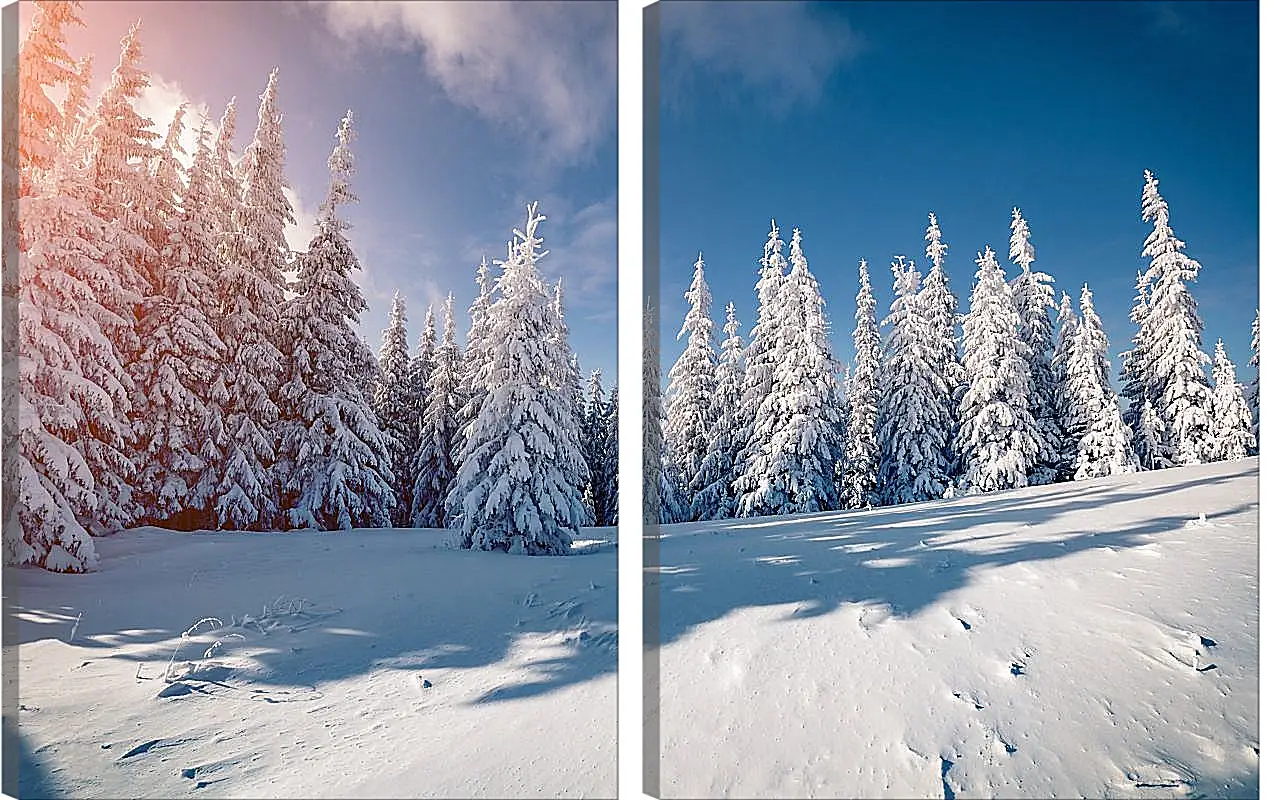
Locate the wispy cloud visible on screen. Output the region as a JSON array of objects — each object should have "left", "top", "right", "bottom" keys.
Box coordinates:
[
  {"left": 134, "top": 73, "right": 212, "bottom": 166},
  {"left": 315, "top": 1, "right": 616, "bottom": 165},
  {"left": 660, "top": 0, "right": 864, "bottom": 114}
]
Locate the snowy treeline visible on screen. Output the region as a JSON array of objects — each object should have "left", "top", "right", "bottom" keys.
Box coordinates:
[
  {"left": 663, "top": 175, "right": 1257, "bottom": 522},
  {"left": 11, "top": 1, "right": 617, "bottom": 572}
]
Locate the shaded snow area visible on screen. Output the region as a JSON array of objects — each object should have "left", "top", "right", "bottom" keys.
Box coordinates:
[
  {"left": 7, "top": 528, "right": 616, "bottom": 798},
  {"left": 657, "top": 459, "right": 1258, "bottom": 799}
]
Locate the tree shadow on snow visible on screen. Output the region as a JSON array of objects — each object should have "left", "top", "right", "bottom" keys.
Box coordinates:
[
  {"left": 653, "top": 460, "right": 1259, "bottom": 647},
  {"left": 4, "top": 717, "right": 64, "bottom": 799},
  {"left": 6, "top": 530, "right": 618, "bottom": 716}
]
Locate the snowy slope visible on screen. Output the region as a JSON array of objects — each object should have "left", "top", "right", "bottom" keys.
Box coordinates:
[
  {"left": 7, "top": 528, "right": 616, "bottom": 798},
  {"left": 656, "top": 458, "right": 1258, "bottom": 799}
]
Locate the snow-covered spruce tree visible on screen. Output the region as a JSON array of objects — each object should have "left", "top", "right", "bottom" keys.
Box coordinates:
[
  {"left": 58, "top": 54, "right": 93, "bottom": 151},
  {"left": 275, "top": 110, "right": 394, "bottom": 529},
  {"left": 10, "top": 136, "right": 128, "bottom": 570},
  {"left": 1065, "top": 285, "right": 1137, "bottom": 480},
  {"left": 449, "top": 256, "right": 494, "bottom": 487},
  {"left": 550, "top": 280, "right": 593, "bottom": 525},
  {"left": 643, "top": 297, "right": 682, "bottom": 524},
  {"left": 130, "top": 118, "right": 227, "bottom": 526},
  {"left": 406, "top": 304, "right": 436, "bottom": 452},
  {"left": 666, "top": 253, "right": 718, "bottom": 518},
  {"left": 739, "top": 229, "right": 845, "bottom": 515},
  {"left": 16, "top": 0, "right": 84, "bottom": 199},
  {"left": 583, "top": 370, "right": 618, "bottom": 527},
  {"left": 1247, "top": 312, "right": 1259, "bottom": 446},
  {"left": 373, "top": 292, "right": 416, "bottom": 525},
  {"left": 1119, "top": 269, "right": 1153, "bottom": 440},
  {"left": 601, "top": 384, "right": 620, "bottom": 526},
  {"left": 1137, "top": 398, "right": 1169, "bottom": 470},
  {"left": 1008, "top": 208, "right": 1062, "bottom": 484},
  {"left": 1209, "top": 340, "right": 1255, "bottom": 462},
  {"left": 411, "top": 294, "right": 463, "bottom": 528},
  {"left": 1051, "top": 290, "right": 1079, "bottom": 477},
  {"left": 187, "top": 99, "right": 238, "bottom": 524},
  {"left": 1136, "top": 170, "right": 1215, "bottom": 466},
  {"left": 916, "top": 213, "right": 962, "bottom": 482},
  {"left": 692, "top": 301, "right": 746, "bottom": 520},
  {"left": 446, "top": 204, "right": 587, "bottom": 554},
  {"left": 733, "top": 220, "right": 787, "bottom": 516},
  {"left": 842, "top": 259, "right": 881, "bottom": 509},
  {"left": 876, "top": 256, "right": 950, "bottom": 504},
  {"left": 208, "top": 68, "right": 294, "bottom": 530},
  {"left": 955, "top": 246, "right": 1040, "bottom": 493},
  {"left": 80, "top": 21, "right": 168, "bottom": 530}
]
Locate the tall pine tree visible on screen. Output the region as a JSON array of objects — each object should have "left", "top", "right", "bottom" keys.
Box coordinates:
[
  {"left": 665, "top": 253, "right": 718, "bottom": 518},
  {"left": 374, "top": 292, "right": 415, "bottom": 525},
  {"left": 209, "top": 68, "right": 294, "bottom": 529},
  {"left": 842, "top": 259, "right": 881, "bottom": 509},
  {"left": 446, "top": 204, "right": 587, "bottom": 554},
  {"left": 955, "top": 246, "right": 1039, "bottom": 493},
  {"left": 1008, "top": 208, "right": 1062, "bottom": 484},
  {"left": 411, "top": 294, "right": 463, "bottom": 528},
  {"left": 692, "top": 302, "right": 745, "bottom": 520},
  {"left": 1209, "top": 340, "right": 1255, "bottom": 462},
  {"left": 1065, "top": 285, "right": 1137, "bottom": 480},
  {"left": 277, "top": 110, "right": 395, "bottom": 529}
]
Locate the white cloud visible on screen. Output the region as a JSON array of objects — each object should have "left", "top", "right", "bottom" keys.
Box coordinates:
[
  {"left": 282, "top": 185, "right": 320, "bottom": 253},
  {"left": 134, "top": 73, "right": 212, "bottom": 168},
  {"left": 316, "top": 0, "right": 616, "bottom": 164},
  {"left": 660, "top": 1, "right": 864, "bottom": 113}
]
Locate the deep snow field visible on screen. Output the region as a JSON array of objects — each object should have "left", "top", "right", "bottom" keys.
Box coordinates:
[
  {"left": 6, "top": 527, "right": 616, "bottom": 798},
  {"left": 655, "top": 458, "right": 1259, "bottom": 799}
]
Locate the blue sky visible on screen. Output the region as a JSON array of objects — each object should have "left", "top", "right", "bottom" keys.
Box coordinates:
[
  {"left": 38, "top": 1, "right": 618, "bottom": 381},
  {"left": 657, "top": 0, "right": 1259, "bottom": 390}
]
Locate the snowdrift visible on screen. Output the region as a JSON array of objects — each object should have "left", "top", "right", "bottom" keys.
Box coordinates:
[
  {"left": 7, "top": 527, "right": 616, "bottom": 798},
  {"left": 656, "top": 458, "right": 1258, "bottom": 798}
]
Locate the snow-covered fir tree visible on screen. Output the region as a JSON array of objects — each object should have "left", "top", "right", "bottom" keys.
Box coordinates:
[
  {"left": 405, "top": 304, "right": 435, "bottom": 465},
  {"left": 450, "top": 256, "right": 494, "bottom": 492},
  {"left": 79, "top": 21, "right": 167, "bottom": 530},
  {"left": 582, "top": 370, "right": 618, "bottom": 527},
  {"left": 842, "top": 259, "right": 881, "bottom": 509},
  {"left": 276, "top": 110, "right": 395, "bottom": 529},
  {"left": 733, "top": 221, "right": 787, "bottom": 516},
  {"left": 876, "top": 256, "right": 950, "bottom": 504},
  {"left": 10, "top": 132, "right": 125, "bottom": 570},
  {"left": 915, "top": 213, "right": 961, "bottom": 481},
  {"left": 1051, "top": 290, "right": 1080, "bottom": 477},
  {"left": 446, "top": 204, "right": 588, "bottom": 554},
  {"left": 187, "top": 98, "right": 238, "bottom": 523},
  {"left": 1137, "top": 399, "right": 1169, "bottom": 471},
  {"left": 1119, "top": 269, "right": 1153, "bottom": 443},
  {"left": 955, "top": 246, "right": 1040, "bottom": 493},
  {"left": 1007, "top": 208, "right": 1063, "bottom": 484},
  {"left": 666, "top": 252, "right": 718, "bottom": 519},
  {"left": 599, "top": 384, "right": 620, "bottom": 526},
  {"left": 1247, "top": 312, "right": 1259, "bottom": 446},
  {"left": 373, "top": 292, "right": 415, "bottom": 525},
  {"left": 738, "top": 228, "right": 845, "bottom": 515},
  {"left": 1209, "top": 340, "right": 1255, "bottom": 462},
  {"left": 58, "top": 54, "right": 93, "bottom": 151},
  {"left": 643, "top": 297, "right": 683, "bottom": 524},
  {"left": 208, "top": 68, "right": 294, "bottom": 530},
  {"left": 1065, "top": 285, "right": 1137, "bottom": 480},
  {"left": 691, "top": 301, "right": 746, "bottom": 520},
  {"left": 130, "top": 117, "right": 226, "bottom": 526},
  {"left": 411, "top": 294, "right": 463, "bottom": 528},
  {"left": 1135, "top": 170, "right": 1215, "bottom": 466},
  {"left": 16, "top": 0, "right": 84, "bottom": 199}
]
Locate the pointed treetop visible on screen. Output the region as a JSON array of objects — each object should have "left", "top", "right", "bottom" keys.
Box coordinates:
[
  {"left": 925, "top": 213, "right": 947, "bottom": 271},
  {"left": 318, "top": 108, "right": 357, "bottom": 230},
  {"left": 723, "top": 301, "right": 740, "bottom": 339},
  {"left": 1009, "top": 207, "right": 1035, "bottom": 271}
]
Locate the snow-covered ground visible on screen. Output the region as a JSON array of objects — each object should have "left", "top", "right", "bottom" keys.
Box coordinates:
[
  {"left": 656, "top": 458, "right": 1259, "bottom": 799},
  {"left": 6, "top": 527, "right": 616, "bottom": 798}
]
